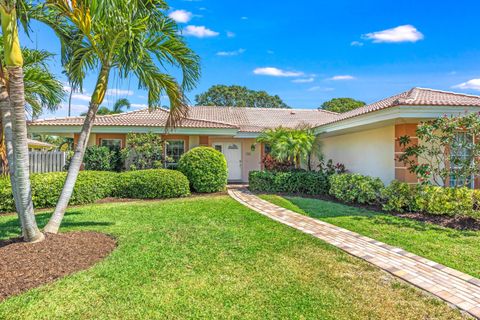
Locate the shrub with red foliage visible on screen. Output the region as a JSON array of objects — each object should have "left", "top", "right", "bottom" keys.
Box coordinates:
[{"left": 262, "top": 154, "right": 294, "bottom": 171}]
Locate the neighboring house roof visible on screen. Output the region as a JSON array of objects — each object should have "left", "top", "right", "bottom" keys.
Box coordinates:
[
  {"left": 28, "top": 87, "right": 480, "bottom": 133},
  {"left": 331, "top": 87, "right": 480, "bottom": 123},
  {"left": 188, "top": 106, "right": 337, "bottom": 132}
]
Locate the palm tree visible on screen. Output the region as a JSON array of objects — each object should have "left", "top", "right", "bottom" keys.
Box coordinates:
[
  {"left": 0, "top": 0, "right": 46, "bottom": 242},
  {"left": 257, "top": 126, "right": 316, "bottom": 169},
  {"left": 42, "top": 0, "right": 200, "bottom": 234},
  {"left": 112, "top": 98, "right": 130, "bottom": 114},
  {"left": 0, "top": 46, "right": 64, "bottom": 172},
  {"left": 80, "top": 98, "right": 131, "bottom": 116}
]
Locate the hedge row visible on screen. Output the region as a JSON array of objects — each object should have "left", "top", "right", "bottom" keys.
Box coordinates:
[
  {"left": 249, "top": 171, "right": 329, "bottom": 195},
  {"left": 0, "top": 169, "right": 190, "bottom": 213},
  {"left": 249, "top": 171, "right": 480, "bottom": 218}
]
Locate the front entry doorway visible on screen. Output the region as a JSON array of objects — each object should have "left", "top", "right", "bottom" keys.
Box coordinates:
[{"left": 213, "top": 142, "right": 242, "bottom": 181}]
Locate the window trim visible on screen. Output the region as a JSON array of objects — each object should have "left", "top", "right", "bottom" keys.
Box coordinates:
[{"left": 165, "top": 139, "right": 186, "bottom": 167}]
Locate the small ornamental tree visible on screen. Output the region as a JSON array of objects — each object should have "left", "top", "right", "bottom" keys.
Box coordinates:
[
  {"left": 398, "top": 113, "right": 480, "bottom": 187},
  {"left": 121, "top": 133, "right": 164, "bottom": 171}
]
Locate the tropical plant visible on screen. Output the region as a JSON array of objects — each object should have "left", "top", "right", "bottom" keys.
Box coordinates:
[
  {"left": 195, "top": 85, "right": 290, "bottom": 108},
  {"left": 120, "top": 132, "right": 164, "bottom": 171},
  {"left": 319, "top": 97, "right": 365, "bottom": 113},
  {"left": 41, "top": 0, "right": 200, "bottom": 234},
  {"left": 398, "top": 113, "right": 480, "bottom": 187},
  {"left": 0, "top": 0, "right": 48, "bottom": 242},
  {"left": 257, "top": 126, "right": 316, "bottom": 169}
]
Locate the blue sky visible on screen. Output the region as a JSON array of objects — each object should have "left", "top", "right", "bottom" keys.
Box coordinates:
[{"left": 20, "top": 0, "right": 480, "bottom": 116}]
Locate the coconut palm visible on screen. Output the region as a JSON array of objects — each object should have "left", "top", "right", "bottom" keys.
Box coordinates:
[
  {"left": 42, "top": 0, "right": 200, "bottom": 234},
  {"left": 0, "top": 0, "right": 48, "bottom": 242}
]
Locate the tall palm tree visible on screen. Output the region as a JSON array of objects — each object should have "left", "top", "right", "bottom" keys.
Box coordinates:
[
  {"left": 0, "top": 46, "right": 64, "bottom": 172},
  {"left": 0, "top": 0, "right": 45, "bottom": 242},
  {"left": 42, "top": 0, "right": 200, "bottom": 234}
]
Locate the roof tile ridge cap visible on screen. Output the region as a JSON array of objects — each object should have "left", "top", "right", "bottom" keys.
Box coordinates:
[
  {"left": 96, "top": 108, "right": 148, "bottom": 118},
  {"left": 415, "top": 87, "right": 480, "bottom": 99},
  {"left": 317, "top": 108, "right": 340, "bottom": 115}
]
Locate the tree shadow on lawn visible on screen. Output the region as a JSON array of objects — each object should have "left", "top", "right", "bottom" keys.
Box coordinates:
[
  {"left": 0, "top": 211, "right": 113, "bottom": 239},
  {"left": 286, "top": 196, "right": 478, "bottom": 238}
]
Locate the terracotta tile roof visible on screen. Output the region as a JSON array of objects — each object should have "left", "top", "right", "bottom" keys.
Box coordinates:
[
  {"left": 29, "top": 108, "right": 239, "bottom": 129},
  {"left": 29, "top": 88, "right": 480, "bottom": 131},
  {"left": 330, "top": 87, "right": 480, "bottom": 123},
  {"left": 188, "top": 106, "right": 338, "bottom": 132}
]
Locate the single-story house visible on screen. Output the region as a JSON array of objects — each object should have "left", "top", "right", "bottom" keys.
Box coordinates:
[{"left": 28, "top": 87, "right": 480, "bottom": 186}]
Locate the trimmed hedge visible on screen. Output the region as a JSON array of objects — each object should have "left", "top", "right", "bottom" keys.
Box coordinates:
[
  {"left": 381, "top": 180, "right": 480, "bottom": 217},
  {"left": 329, "top": 173, "right": 384, "bottom": 204},
  {"left": 0, "top": 171, "right": 117, "bottom": 212},
  {"left": 178, "top": 147, "right": 227, "bottom": 193},
  {"left": 115, "top": 169, "right": 190, "bottom": 199},
  {"left": 249, "top": 170, "right": 329, "bottom": 195}
]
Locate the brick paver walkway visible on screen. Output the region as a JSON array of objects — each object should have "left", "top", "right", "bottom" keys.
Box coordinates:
[{"left": 228, "top": 187, "right": 480, "bottom": 318}]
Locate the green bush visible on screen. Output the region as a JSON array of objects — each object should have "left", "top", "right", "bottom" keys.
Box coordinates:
[
  {"left": 380, "top": 180, "right": 420, "bottom": 213},
  {"left": 329, "top": 173, "right": 384, "bottom": 204},
  {"left": 0, "top": 171, "right": 118, "bottom": 212},
  {"left": 249, "top": 170, "right": 329, "bottom": 195},
  {"left": 381, "top": 180, "right": 480, "bottom": 218},
  {"left": 84, "top": 145, "right": 122, "bottom": 171},
  {"left": 115, "top": 169, "right": 190, "bottom": 199},
  {"left": 178, "top": 147, "right": 227, "bottom": 193}
]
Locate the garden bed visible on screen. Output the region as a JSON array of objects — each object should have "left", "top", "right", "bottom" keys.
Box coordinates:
[
  {"left": 0, "top": 232, "right": 116, "bottom": 301},
  {"left": 255, "top": 192, "right": 480, "bottom": 231}
]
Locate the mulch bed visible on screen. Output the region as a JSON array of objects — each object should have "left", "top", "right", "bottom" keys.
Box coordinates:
[
  {"left": 257, "top": 192, "right": 480, "bottom": 231},
  {"left": 0, "top": 232, "right": 116, "bottom": 301}
]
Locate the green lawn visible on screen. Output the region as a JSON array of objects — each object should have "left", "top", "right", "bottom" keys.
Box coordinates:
[
  {"left": 0, "top": 196, "right": 465, "bottom": 319},
  {"left": 259, "top": 194, "right": 480, "bottom": 279}
]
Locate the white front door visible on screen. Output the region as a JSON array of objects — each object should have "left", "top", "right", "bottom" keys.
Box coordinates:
[{"left": 213, "top": 142, "right": 242, "bottom": 181}]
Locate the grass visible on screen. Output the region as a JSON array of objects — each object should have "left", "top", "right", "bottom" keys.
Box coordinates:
[
  {"left": 259, "top": 194, "right": 480, "bottom": 279},
  {"left": 0, "top": 195, "right": 466, "bottom": 319}
]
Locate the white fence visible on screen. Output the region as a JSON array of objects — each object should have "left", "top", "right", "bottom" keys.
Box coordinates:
[{"left": 29, "top": 151, "right": 66, "bottom": 173}]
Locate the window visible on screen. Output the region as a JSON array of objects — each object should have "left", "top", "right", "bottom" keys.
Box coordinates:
[
  {"left": 214, "top": 145, "right": 222, "bottom": 152},
  {"left": 264, "top": 144, "right": 271, "bottom": 155},
  {"left": 165, "top": 140, "right": 185, "bottom": 167},
  {"left": 449, "top": 132, "right": 473, "bottom": 188},
  {"left": 101, "top": 139, "right": 122, "bottom": 150}
]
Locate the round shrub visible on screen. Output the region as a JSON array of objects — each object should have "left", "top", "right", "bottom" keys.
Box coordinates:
[
  {"left": 329, "top": 173, "right": 384, "bottom": 204},
  {"left": 178, "top": 147, "right": 227, "bottom": 193},
  {"left": 115, "top": 169, "right": 190, "bottom": 199}
]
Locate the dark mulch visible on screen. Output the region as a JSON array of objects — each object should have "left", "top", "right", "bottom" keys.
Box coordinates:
[
  {"left": 0, "top": 231, "right": 116, "bottom": 301},
  {"left": 255, "top": 191, "right": 480, "bottom": 231}
]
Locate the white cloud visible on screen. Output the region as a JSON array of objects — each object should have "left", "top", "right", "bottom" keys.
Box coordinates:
[
  {"left": 216, "top": 48, "right": 246, "bottom": 56},
  {"left": 241, "top": 16, "right": 248, "bottom": 20},
  {"left": 292, "top": 77, "right": 315, "bottom": 83},
  {"left": 453, "top": 79, "right": 480, "bottom": 91},
  {"left": 106, "top": 89, "right": 134, "bottom": 96},
  {"left": 307, "top": 86, "right": 321, "bottom": 92},
  {"left": 71, "top": 93, "right": 91, "bottom": 101},
  {"left": 363, "top": 25, "right": 424, "bottom": 43},
  {"left": 226, "top": 31, "right": 236, "bottom": 38},
  {"left": 253, "top": 67, "right": 304, "bottom": 77},
  {"left": 350, "top": 41, "right": 364, "bottom": 47},
  {"left": 169, "top": 10, "right": 192, "bottom": 23},
  {"left": 329, "top": 75, "right": 355, "bottom": 81},
  {"left": 183, "top": 25, "right": 219, "bottom": 38}
]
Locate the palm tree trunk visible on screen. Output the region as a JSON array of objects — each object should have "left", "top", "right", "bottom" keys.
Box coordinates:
[
  {"left": 1, "top": 6, "right": 43, "bottom": 242},
  {"left": 8, "top": 66, "right": 44, "bottom": 242},
  {"left": 44, "top": 65, "right": 110, "bottom": 234},
  {"left": 0, "top": 78, "right": 21, "bottom": 215}
]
